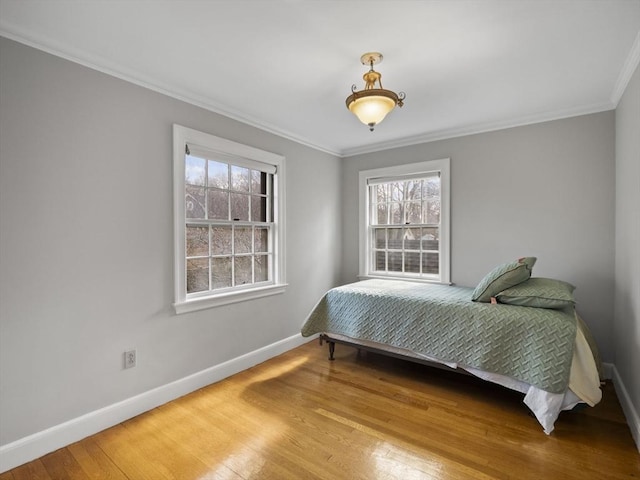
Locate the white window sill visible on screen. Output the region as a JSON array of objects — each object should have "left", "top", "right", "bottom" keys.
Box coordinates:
[{"left": 174, "top": 283, "right": 288, "bottom": 314}]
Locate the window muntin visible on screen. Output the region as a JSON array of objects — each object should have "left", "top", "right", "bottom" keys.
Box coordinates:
[
  {"left": 173, "top": 125, "right": 286, "bottom": 313},
  {"left": 359, "top": 159, "right": 450, "bottom": 284}
]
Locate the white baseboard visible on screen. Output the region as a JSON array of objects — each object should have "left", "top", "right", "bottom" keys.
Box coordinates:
[
  {"left": 0, "top": 333, "right": 313, "bottom": 473},
  {"left": 610, "top": 364, "right": 640, "bottom": 453}
]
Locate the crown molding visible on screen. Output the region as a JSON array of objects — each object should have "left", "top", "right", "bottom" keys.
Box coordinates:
[
  {"left": 611, "top": 30, "right": 640, "bottom": 106},
  {"left": 339, "top": 102, "right": 615, "bottom": 158},
  {"left": 0, "top": 25, "right": 342, "bottom": 157}
]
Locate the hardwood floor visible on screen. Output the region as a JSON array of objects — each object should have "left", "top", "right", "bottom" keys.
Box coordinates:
[{"left": 3, "top": 340, "right": 639, "bottom": 479}]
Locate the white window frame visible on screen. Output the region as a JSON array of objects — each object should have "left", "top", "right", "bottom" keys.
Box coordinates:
[
  {"left": 173, "top": 124, "right": 286, "bottom": 313},
  {"left": 358, "top": 158, "right": 450, "bottom": 284}
]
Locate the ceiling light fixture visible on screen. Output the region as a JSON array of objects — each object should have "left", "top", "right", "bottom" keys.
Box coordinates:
[{"left": 346, "top": 52, "right": 405, "bottom": 131}]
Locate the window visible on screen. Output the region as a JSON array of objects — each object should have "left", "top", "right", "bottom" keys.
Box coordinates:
[
  {"left": 173, "top": 125, "right": 286, "bottom": 313},
  {"left": 359, "top": 158, "right": 450, "bottom": 284}
]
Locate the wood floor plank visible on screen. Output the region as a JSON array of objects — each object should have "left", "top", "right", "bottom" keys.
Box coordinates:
[
  {"left": 3, "top": 341, "right": 639, "bottom": 479},
  {"left": 39, "top": 448, "right": 87, "bottom": 480},
  {"left": 66, "top": 438, "right": 128, "bottom": 480},
  {"left": 10, "top": 459, "right": 53, "bottom": 480},
  {"left": 92, "top": 424, "right": 178, "bottom": 480}
]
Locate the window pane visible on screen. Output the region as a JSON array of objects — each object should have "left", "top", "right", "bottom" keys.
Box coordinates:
[
  {"left": 186, "top": 185, "right": 206, "bottom": 219},
  {"left": 208, "top": 160, "right": 228, "bottom": 189},
  {"left": 375, "top": 184, "right": 388, "bottom": 203},
  {"left": 404, "top": 228, "right": 421, "bottom": 251},
  {"left": 375, "top": 203, "right": 389, "bottom": 225},
  {"left": 186, "top": 226, "right": 209, "bottom": 257},
  {"left": 234, "top": 256, "right": 252, "bottom": 285},
  {"left": 212, "top": 227, "right": 232, "bottom": 255},
  {"left": 388, "top": 251, "right": 402, "bottom": 272},
  {"left": 208, "top": 189, "right": 229, "bottom": 220},
  {"left": 212, "top": 257, "right": 232, "bottom": 289},
  {"left": 374, "top": 251, "right": 386, "bottom": 271},
  {"left": 424, "top": 199, "right": 441, "bottom": 224},
  {"left": 390, "top": 202, "right": 403, "bottom": 224},
  {"left": 251, "top": 195, "right": 267, "bottom": 222},
  {"left": 251, "top": 170, "right": 267, "bottom": 195},
  {"left": 421, "top": 227, "right": 439, "bottom": 251},
  {"left": 231, "top": 165, "right": 250, "bottom": 192},
  {"left": 234, "top": 227, "right": 252, "bottom": 254},
  {"left": 404, "top": 180, "right": 421, "bottom": 201},
  {"left": 422, "top": 252, "right": 439, "bottom": 275},
  {"left": 269, "top": 178, "right": 275, "bottom": 221},
  {"left": 390, "top": 182, "right": 403, "bottom": 202},
  {"left": 255, "top": 255, "right": 269, "bottom": 282},
  {"left": 404, "top": 252, "right": 420, "bottom": 273},
  {"left": 422, "top": 177, "right": 440, "bottom": 198},
  {"left": 374, "top": 228, "right": 386, "bottom": 249},
  {"left": 185, "top": 155, "right": 206, "bottom": 186},
  {"left": 187, "top": 258, "right": 209, "bottom": 293},
  {"left": 254, "top": 227, "right": 269, "bottom": 253},
  {"left": 406, "top": 201, "right": 422, "bottom": 224},
  {"left": 388, "top": 228, "right": 403, "bottom": 250},
  {"left": 230, "top": 193, "right": 249, "bottom": 221}
]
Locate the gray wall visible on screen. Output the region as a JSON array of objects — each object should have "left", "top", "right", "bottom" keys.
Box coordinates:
[
  {"left": 341, "top": 112, "right": 616, "bottom": 361},
  {"left": 0, "top": 37, "right": 342, "bottom": 445},
  {"left": 614, "top": 62, "right": 640, "bottom": 438}
]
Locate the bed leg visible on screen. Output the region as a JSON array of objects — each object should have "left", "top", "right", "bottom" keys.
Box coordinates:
[{"left": 328, "top": 341, "right": 335, "bottom": 361}]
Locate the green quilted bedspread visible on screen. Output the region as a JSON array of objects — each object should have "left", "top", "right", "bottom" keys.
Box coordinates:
[{"left": 301, "top": 279, "right": 577, "bottom": 393}]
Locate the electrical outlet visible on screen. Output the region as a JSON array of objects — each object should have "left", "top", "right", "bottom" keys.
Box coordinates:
[{"left": 124, "top": 349, "right": 136, "bottom": 369}]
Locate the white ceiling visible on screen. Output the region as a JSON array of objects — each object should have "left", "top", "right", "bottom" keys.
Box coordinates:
[{"left": 1, "top": 0, "right": 639, "bottom": 157}]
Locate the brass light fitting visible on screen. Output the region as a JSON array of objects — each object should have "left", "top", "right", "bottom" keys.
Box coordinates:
[{"left": 346, "top": 52, "right": 406, "bottom": 131}]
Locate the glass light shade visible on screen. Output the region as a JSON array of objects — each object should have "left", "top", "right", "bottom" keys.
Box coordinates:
[{"left": 348, "top": 94, "right": 397, "bottom": 127}]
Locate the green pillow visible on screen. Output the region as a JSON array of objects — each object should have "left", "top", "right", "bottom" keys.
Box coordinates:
[
  {"left": 471, "top": 257, "right": 536, "bottom": 303},
  {"left": 495, "top": 277, "right": 576, "bottom": 309}
]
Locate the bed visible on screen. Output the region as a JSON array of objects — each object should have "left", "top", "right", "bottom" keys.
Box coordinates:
[{"left": 300, "top": 268, "right": 603, "bottom": 434}]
